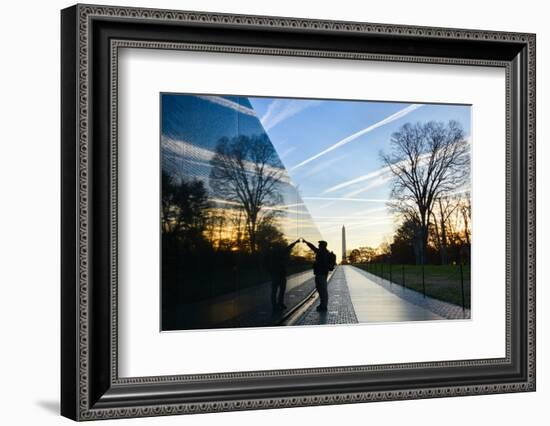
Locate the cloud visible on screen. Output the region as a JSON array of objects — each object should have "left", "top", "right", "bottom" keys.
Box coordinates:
[
  {"left": 322, "top": 166, "right": 391, "bottom": 194},
  {"left": 161, "top": 136, "right": 292, "bottom": 184},
  {"left": 196, "top": 95, "right": 256, "bottom": 116},
  {"left": 330, "top": 136, "right": 471, "bottom": 197},
  {"left": 299, "top": 153, "right": 349, "bottom": 178},
  {"left": 162, "top": 136, "right": 214, "bottom": 163},
  {"left": 317, "top": 220, "right": 394, "bottom": 234},
  {"left": 349, "top": 206, "right": 389, "bottom": 216},
  {"left": 342, "top": 174, "right": 394, "bottom": 197},
  {"left": 310, "top": 216, "right": 389, "bottom": 222},
  {"left": 260, "top": 99, "right": 321, "bottom": 131},
  {"left": 302, "top": 197, "right": 387, "bottom": 203},
  {"left": 270, "top": 202, "right": 305, "bottom": 209},
  {"left": 290, "top": 104, "right": 423, "bottom": 171},
  {"left": 313, "top": 163, "right": 396, "bottom": 210},
  {"left": 448, "top": 187, "right": 471, "bottom": 196},
  {"left": 279, "top": 146, "right": 297, "bottom": 159},
  {"left": 211, "top": 198, "right": 309, "bottom": 215},
  {"left": 322, "top": 145, "right": 444, "bottom": 196}
]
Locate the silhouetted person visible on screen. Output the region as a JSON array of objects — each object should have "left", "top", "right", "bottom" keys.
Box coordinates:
[
  {"left": 302, "top": 239, "right": 335, "bottom": 312},
  {"left": 266, "top": 239, "right": 300, "bottom": 311}
]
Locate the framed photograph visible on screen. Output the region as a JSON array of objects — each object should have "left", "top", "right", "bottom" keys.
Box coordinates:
[{"left": 61, "top": 4, "right": 536, "bottom": 421}]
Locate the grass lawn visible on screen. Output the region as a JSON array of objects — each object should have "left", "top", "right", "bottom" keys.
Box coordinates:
[{"left": 354, "top": 263, "right": 470, "bottom": 309}]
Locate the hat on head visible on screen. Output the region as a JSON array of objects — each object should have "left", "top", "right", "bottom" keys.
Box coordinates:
[{"left": 318, "top": 240, "right": 328, "bottom": 246}]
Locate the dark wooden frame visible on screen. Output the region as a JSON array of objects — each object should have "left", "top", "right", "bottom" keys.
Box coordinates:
[{"left": 61, "top": 3, "right": 536, "bottom": 421}]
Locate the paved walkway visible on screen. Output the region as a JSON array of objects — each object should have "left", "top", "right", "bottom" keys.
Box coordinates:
[
  {"left": 192, "top": 264, "right": 468, "bottom": 329},
  {"left": 352, "top": 267, "right": 470, "bottom": 320},
  {"left": 294, "top": 267, "right": 358, "bottom": 326},
  {"left": 292, "top": 265, "right": 471, "bottom": 326},
  {"left": 344, "top": 266, "right": 443, "bottom": 322}
]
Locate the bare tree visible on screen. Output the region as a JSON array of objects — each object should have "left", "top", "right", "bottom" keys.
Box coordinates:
[
  {"left": 459, "top": 191, "right": 471, "bottom": 246},
  {"left": 431, "top": 196, "right": 459, "bottom": 265},
  {"left": 381, "top": 121, "right": 470, "bottom": 264},
  {"left": 209, "top": 134, "right": 284, "bottom": 252}
]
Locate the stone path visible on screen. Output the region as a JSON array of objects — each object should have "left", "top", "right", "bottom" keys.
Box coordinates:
[
  {"left": 203, "top": 264, "right": 469, "bottom": 329},
  {"left": 294, "top": 266, "right": 358, "bottom": 326},
  {"left": 352, "top": 267, "right": 470, "bottom": 320},
  {"left": 292, "top": 265, "right": 470, "bottom": 326},
  {"left": 344, "top": 266, "right": 443, "bottom": 322}
]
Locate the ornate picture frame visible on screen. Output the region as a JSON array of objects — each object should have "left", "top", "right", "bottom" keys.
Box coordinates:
[{"left": 61, "top": 4, "right": 535, "bottom": 421}]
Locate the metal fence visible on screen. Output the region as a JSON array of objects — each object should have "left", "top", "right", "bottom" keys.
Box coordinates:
[{"left": 359, "top": 261, "right": 470, "bottom": 311}]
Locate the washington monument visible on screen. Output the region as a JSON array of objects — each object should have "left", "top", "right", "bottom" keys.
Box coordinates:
[{"left": 341, "top": 225, "right": 347, "bottom": 264}]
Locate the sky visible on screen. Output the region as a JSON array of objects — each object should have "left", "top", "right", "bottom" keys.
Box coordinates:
[
  {"left": 161, "top": 94, "right": 471, "bottom": 261},
  {"left": 248, "top": 97, "right": 471, "bottom": 260}
]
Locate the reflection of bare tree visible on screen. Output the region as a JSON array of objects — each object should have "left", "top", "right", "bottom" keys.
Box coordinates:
[
  {"left": 381, "top": 121, "right": 469, "bottom": 265},
  {"left": 161, "top": 171, "right": 211, "bottom": 244},
  {"left": 231, "top": 209, "right": 246, "bottom": 250},
  {"left": 256, "top": 217, "right": 286, "bottom": 252},
  {"left": 209, "top": 134, "right": 284, "bottom": 252},
  {"left": 204, "top": 213, "right": 227, "bottom": 250}
]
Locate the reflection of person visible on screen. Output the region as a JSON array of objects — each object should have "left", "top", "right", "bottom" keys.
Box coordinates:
[
  {"left": 267, "top": 239, "right": 300, "bottom": 311},
  {"left": 302, "top": 239, "right": 331, "bottom": 312}
]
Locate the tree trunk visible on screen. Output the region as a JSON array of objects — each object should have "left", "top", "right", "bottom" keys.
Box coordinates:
[
  {"left": 421, "top": 228, "right": 428, "bottom": 266},
  {"left": 438, "top": 199, "right": 448, "bottom": 265},
  {"left": 247, "top": 213, "right": 258, "bottom": 253},
  {"left": 439, "top": 219, "right": 448, "bottom": 264},
  {"left": 420, "top": 209, "right": 429, "bottom": 266},
  {"left": 462, "top": 206, "right": 471, "bottom": 245},
  {"left": 432, "top": 211, "right": 442, "bottom": 255}
]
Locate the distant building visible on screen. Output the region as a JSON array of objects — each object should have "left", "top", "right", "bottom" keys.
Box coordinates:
[{"left": 341, "top": 225, "right": 347, "bottom": 264}]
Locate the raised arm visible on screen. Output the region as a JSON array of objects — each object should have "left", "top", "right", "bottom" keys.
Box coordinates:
[
  {"left": 287, "top": 239, "right": 300, "bottom": 251},
  {"left": 302, "top": 239, "right": 318, "bottom": 253}
]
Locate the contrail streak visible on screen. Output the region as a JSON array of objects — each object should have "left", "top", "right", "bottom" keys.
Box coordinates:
[
  {"left": 290, "top": 104, "right": 423, "bottom": 171},
  {"left": 302, "top": 196, "right": 387, "bottom": 203},
  {"left": 196, "top": 95, "right": 256, "bottom": 116}
]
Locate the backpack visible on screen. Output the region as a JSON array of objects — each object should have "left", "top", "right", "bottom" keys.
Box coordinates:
[{"left": 327, "top": 251, "right": 337, "bottom": 271}]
